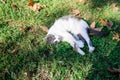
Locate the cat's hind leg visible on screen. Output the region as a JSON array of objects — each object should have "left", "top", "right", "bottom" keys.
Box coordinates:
[
  {"left": 79, "top": 31, "right": 95, "bottom": 53},
  {"left": 62, "top": 32, "right": 85, "bottom": 55},
  {"left": 73, "top": 34, "right": 84, "bottom": 48}
]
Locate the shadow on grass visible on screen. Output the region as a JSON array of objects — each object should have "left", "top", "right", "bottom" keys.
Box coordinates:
[
  {"left": 90, "top": 0, "right": 120, "bottom": 8},
  {"left": 86, "top": 41, "right": 120, "bottom": 80}
]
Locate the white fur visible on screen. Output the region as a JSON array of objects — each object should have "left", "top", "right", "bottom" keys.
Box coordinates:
[{"left": 46, "top": 16, "right": 95, "bottom": 55}]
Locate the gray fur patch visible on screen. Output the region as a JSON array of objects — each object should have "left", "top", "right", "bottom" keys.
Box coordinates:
[
  {"left": 89, "top": 40, "right": 93, "bottom": 47},
  {"left": 77, "top": 34, "right": 85, "bottom": 43},
  {"left": 46, "top": 34, "right": 56, "bottom": 44}
]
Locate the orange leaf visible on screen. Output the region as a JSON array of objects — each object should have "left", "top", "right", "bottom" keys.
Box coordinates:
[
  {"left": 40, "top": 26, "right": 48, "bottom": 33},
  {"left": 112, "top": 32, "right": 120, "bottom": 41},
  {"left": 28, "top": 0, "right": 34, "bottom": 6},
  {"left": 99, "top": 18, "right": 113, "bottom": 30},
  {"left": 28, "top": 1, "right": 46, "bottom": 12},
  {"left": 99, "top": 18, "right": 108, "bottom": 26},
  {"left": 78, "top": 0, "right": 87, "bottom": 3},
  {"left": 29, "top": 3, "right": 42, "bottom": 11},
  {"left": 90, "top": 21, "right": 96, "bottom": 29}
]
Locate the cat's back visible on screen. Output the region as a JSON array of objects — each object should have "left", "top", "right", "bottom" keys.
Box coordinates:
[{"left": 48, "top": 15, "right": 89, "bottom": 34}]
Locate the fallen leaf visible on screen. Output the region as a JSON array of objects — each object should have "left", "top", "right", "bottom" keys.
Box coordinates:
[
  {"left": 99, "top": 18, "right": 113, "bottom": 30},
  {"left": 1, "top": 0, "right": 6, "bottom": 4},
  {"left": 90, "top": 21, "right": 96, "bottom": 29},
  {"left": 26, "top": 69, "right": 32, "bottom": 80},
  {"left": 11, "top": 49, "right": 18, "bottom": 54},
  {"left": 19, "top": 26, "right": 26, "bottom": 31},
  {"left": 29, "top": 3, "right": 42, "bottom": 11},
  {"left": 111, "top": 3, "right": 119, "bottom": 11},
  {"left": 99, "top": 18, "right": 108, "bottom": 26},
  {"left": 96, "top": 7, "right": 103, "bottom": 11},
  {"left": 28, "top": 0, "right": 34, "bottom": 6},
  {"left": 112, "top": 32, "right": 120, "bottom": 41},
  {"left": 19, "top": 26, "right": 31, "bottom": 32},
  {"left": 40, "top": 26, "right": 48, "bottom": 33},
  {"left": 71, "top": 9, "right": 80, "bottom": 16},
  {"left": 12, "top": 2, "right": 19, "bottom": 10},
  {"left": 78, "top": 0, "right": 87, "bottom": 3},
  {"left": 108, "top": 68, "right": 120, "bottom": 73},
  {"left": 90, "top": 21, "right": 103, "bottom": 32},
  {"left": 28, "top": 0, "right": 46, "bottom": 11}
]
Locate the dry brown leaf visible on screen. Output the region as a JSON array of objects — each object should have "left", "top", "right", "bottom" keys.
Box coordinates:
[
  {"left": 40, "top": 26, "right": 48, "bottom": 33},
  {"left": 71, "top": 9, "right": 80, "bottom": 16},
  {"left": 12, "top": 2, "right": 19, "bottom": 10},
  {"left": 28, "top": 0, "right": 46, "bottom": 11},
  {"left": 28, "top": 0, "right": 34, "bottom": 6},
  {"left": 90, "top": 21, "right": 103, "bottom": 32},
  {"left": 1, "top": 0, "right": 6, "bottom": 4},
  {"left": 11, "top": 49, "right": 17, "bottom": 53},
  {"left": 11, "top": 49, "right": 18, "bottom": 54},
  {"left": 90, "top": 21, "right": 96, "bottom": 29},
  {"left": 99, "top": 18, "right": 113, "bottom": 30},
  {"left": 19, "top": 26, "right": 26, "bottom": 31},
  {"left": 19, "top": 26, "right": 32, "bottom": 32},
  {"left": 26, "top": 69, "right": 32, "bottom": 80},
  {"left": 78, "top": 0, "right": 87, "bottom": 3},
  {"left": 111, "top": 3, "right": 119, "bottom": 11},
  {"left": 29, "top": 3, "right": 42, "bottom": 11},
  {"left": 112, "top": 32, "right": 120, "bottom": 41},
  {"left": 96, "top": 7, "right": 103, "bottom": 11},
  {"left": 108, "top": 68, "right": 120, "bottom": 73},
  {"left": 99, "top": 18, "right": 108, "bottom": 26}
]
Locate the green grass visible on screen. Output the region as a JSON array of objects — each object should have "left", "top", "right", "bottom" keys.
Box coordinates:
[{"left": 0, "top": 0, "right": 120, "bottom": 80}]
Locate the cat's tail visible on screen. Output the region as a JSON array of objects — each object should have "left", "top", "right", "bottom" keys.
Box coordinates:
[{"left": 87, "top": 28, "right": 109, "bottom": 37}]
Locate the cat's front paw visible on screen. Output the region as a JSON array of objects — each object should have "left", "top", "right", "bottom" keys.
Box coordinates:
[{"left": 89, "top": 47, "right": 95, "bottom": 53}]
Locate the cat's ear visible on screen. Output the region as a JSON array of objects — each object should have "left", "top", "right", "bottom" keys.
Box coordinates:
[{"left": 44, "top": 34, "right": 55, "bottom": 42}]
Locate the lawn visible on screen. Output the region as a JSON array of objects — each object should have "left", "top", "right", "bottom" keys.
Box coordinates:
[{"left": 0, "top": 0, "right": 120, "bottom": 80}]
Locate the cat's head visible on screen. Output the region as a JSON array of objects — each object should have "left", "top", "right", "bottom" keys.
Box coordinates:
[{"left": 45, "top": 34, "right": 63, "bottom": 45}]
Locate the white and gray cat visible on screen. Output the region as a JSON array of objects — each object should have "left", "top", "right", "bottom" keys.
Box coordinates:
[{"left": 45, "top": 15, "right": 108, "bottom": 55}]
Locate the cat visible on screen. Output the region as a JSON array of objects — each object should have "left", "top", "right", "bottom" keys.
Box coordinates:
[{"left": 45, "top": 15, "right": 108, "bottom": 55}]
